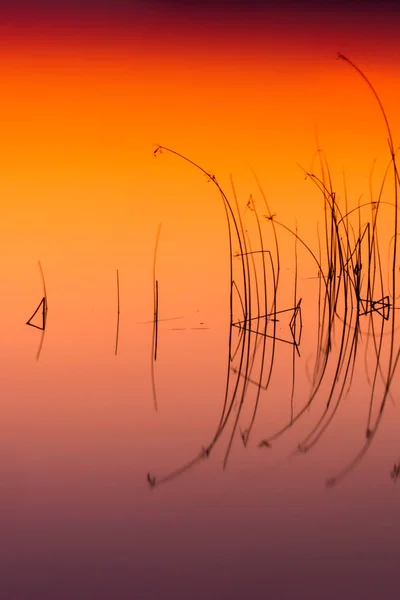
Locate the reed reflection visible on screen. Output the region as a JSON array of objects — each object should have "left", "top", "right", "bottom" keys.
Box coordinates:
[
  {"left": 147, "top": 55, "right": 400, "bottom": 490},
  {"left": 26, "top": 260, "right": 48, "bottom": 361}
]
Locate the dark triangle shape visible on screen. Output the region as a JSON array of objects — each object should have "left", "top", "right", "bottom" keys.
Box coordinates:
[
  {"left": 26, "top": 297, "right": 47, "bottom": 330},
  {"left": 232, "top": 301, "right": 303, "bottom": 348},
  {"left": 289, "top": 299, "right": 303, "bottom": 347},
  {"left": 359, "top": 296, "right": 390, "bottom": 320}
]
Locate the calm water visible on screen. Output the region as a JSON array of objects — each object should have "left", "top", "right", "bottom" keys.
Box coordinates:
[
  {"left": 2, "top": 172, "right": 400, "bottom": 600},
  {"left": 2, "top": 7, "right": 400, "bottom": 599}
]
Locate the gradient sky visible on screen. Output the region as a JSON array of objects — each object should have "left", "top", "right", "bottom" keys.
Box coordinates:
[{"left": 2, "top": 1, "right": 400, "bottom": 39}]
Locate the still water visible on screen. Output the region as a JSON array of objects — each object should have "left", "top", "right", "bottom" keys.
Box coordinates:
[{"left": 1, "top": 13, "right": 400, "bottom": 600}]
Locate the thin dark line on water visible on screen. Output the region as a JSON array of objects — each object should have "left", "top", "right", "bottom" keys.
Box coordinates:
[
  {"left": 138, "top": 316, "right": 183, "bottom": 324},
  {"left": 26, "top": 260, "right": 48, "bottom": 361},
  {"left": 115, "top": 269, "right": 120, "bottom": 356},
  {"left": 290, "top": 226, "right": 299, "bottom": 422},
  {"left": 151, "top": 223, "right": 162, "bottom": 412},
  {"left": 154, "top": 280, "right": 159, "bottom": 361}
]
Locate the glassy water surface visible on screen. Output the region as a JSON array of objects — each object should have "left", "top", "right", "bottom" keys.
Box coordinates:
[{"left": 1, "top": 6, "right": 400, "bottom": 599}]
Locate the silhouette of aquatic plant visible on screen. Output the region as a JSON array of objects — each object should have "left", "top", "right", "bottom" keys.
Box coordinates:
[
  {"left": 147, "top": 54, "right": 400, "bottom": 490},
  {"left": 151, "top": 224, "right": 162, "bottom": 412},
  {"left": 391, "top": 463, "right": 400, "bottom": 481},
  {"left": 115, "top": 269, "right": 120, "bottom": 356},
  {"left": 26, "top": 260, "right": 48, "bottom": 361}
]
